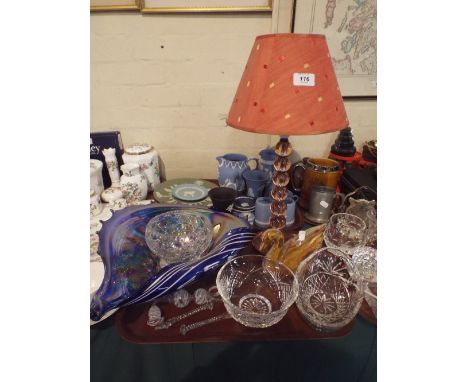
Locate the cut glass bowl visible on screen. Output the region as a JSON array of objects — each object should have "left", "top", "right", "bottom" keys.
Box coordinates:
[
  {"left": 351, "top": 246, "right": 377, "bottom": 283},
  {"left": 145, "top": 210, "right": 213, "bottom": 265},
  {"left": 216, "top": 254, "right": 299, "bottom": 328},
  {"left": 296, "top": 247, "right": 364, "bottom": 332},
  {"left": 323, "top": 213, "right": 367, "bottom": 256}
]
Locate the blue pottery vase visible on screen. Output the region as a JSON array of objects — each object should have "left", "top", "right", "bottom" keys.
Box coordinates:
[{"left": 216, "top": 153, "right": 258, "bottom": 192}]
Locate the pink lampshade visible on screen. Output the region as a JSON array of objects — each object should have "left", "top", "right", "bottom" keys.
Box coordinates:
[{"left": 227, "top": 34, "right": 348, "bottom": 135}]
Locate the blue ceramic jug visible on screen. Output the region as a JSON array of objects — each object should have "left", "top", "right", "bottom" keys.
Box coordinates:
[
  {"left": 258, "top": 147, "right": 276, "bottom": 177},
  {"left": 216, "top": 153, "right": 258, "bottom": 192}
]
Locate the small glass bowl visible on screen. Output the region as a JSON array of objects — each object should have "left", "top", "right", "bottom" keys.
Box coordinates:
[
  {"left": 351, "top": 246, "right": 377, "bottom": 283},
  {"left": 145, "top": 210, "right": 213, "bottom": 265},
  {"left": 216, "top": 254, "right": 299, "bottom": 328},
  {"left": 296, "top": 247, "right": 364, "bottom": 332},
  {"left": 324, "top": 213, "right": 367, "bottom": 256}
]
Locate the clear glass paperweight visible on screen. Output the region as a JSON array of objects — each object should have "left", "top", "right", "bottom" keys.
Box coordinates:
[
  {"left": 296, "top": 247, "right": 364, "bottom": 332},
  {"left": 145, "top": 210, "right": 213, "bottom": 265},
  {"left": 216, "top": 255, "right": 299, "bottom": 328}
]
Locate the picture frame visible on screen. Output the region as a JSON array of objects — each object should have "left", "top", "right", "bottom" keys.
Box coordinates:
[
  {"left": 90, "top": 0, "right": 141, "bottom": 12},
  {"left": 140, "top": 0, "right": 272, "bottom": 13},
  {"left": 294, "top": 0, "right": 377, "bottom": 97}
]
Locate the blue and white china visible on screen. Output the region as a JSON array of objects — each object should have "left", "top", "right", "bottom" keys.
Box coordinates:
[
  {"left": 254, "top": 196, "right": 298, "bottom": 229},
  {"left": 171, "top": 183, "right": 208, "bottom": 202},
  {"left": 153, "top": 178, "right": 216, "bottom": 208},
  {"left": 258, "top": 147, "right": 276, "bottom": 176},
  {"left": 231, "top": 196, "right": 256, "bottom": 226},
  {"left": 90, "top": 204, "right": 255, "bottom": 322},
  {"left": 216, "top": 153, "right": 258, "bottom": 192},
  {"left": 242, "top": 169, "right": 270, "bottom": 198}
]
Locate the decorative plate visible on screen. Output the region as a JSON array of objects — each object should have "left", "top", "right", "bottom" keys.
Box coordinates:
[
  {"left": 90, "top": 204, "right": 256, "bottom": 323},
  {"left": 153, "top": 179, "right": 217, "bottom": 207},
  {"left": 171, "top": 183, "right": 208, "bottom": 202}
]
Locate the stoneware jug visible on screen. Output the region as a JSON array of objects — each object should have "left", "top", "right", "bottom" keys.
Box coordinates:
[
  {"left": 258, "top": 147, "right": 276, "bottom": 177},
  {"left": 120, "top": 163, "right": 148, "bottom": 203},
  {"left": 216, "top": 153, "right": 258, "bottom": 192}
]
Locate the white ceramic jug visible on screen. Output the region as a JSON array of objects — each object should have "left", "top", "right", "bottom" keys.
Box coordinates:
[{"left": 120, "top": 163, "right": 148, "bottom": 203}]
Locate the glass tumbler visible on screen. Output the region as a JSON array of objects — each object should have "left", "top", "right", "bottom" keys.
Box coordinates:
[
  {"left": 296, "top": 247, "right": 364, "bottom": 332},
  {"left": 323, "top": 213, "right": 367, "bottom": 256}
]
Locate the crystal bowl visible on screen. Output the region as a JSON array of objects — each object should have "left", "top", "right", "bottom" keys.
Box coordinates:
[
  {"left": 323, "top": 213, "right": 367, "bottom": 255},
  {"left": 216, "top": 254, "right": 299, "bottom": 328},
  {"left": 351, "top": 246, "right": 377, "bottom": 283},
  {"left": 296, "top": 247, "right": 364, "bottom": 332},
  {"left": 145, "top": 210, "right": 213, "bottom": 265}
]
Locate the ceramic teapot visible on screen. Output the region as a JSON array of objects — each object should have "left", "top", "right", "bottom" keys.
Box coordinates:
[{"left": 216, "top": 153, "right": 258, "bottom": 192}]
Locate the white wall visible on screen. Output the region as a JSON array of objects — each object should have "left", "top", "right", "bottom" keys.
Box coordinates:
[{"left": 91, "top": 9, "right": 376, "bottom": 179}]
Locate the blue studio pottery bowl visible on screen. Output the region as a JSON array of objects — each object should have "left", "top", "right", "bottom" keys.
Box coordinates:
[{"left": 90, "top": 204, "right": 255, "bottom": 322}]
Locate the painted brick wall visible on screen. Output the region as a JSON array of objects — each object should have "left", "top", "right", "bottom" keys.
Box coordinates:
[{"left": 91, "top": 12, "right": 376, "bottom": 180}]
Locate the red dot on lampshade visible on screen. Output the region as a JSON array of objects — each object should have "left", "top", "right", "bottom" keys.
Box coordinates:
[
  {"left": 295, "top": 89, "right": 300, "bottom": 94},
  {"left": 260, "top": 108, "right": 266, "bottom": 113},
  {"left": 253, "top": 101, "right": 258, "bottom": 107},
  {"left": 263, "top": 64, "right": 268, "bottom": 69},
  {"left": 325, "top": 74, "right": 329, "bottom": 79},
  {"left": 335, "top": 106, "right": 339, "bottom": 111},
  {"left": 310, "top": 121, "right": 315, "bottom": 126}
]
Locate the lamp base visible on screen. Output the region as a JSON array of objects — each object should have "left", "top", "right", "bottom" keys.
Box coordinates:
[{"left": 269, "top": 137, "right": 293, "bottom": 230}]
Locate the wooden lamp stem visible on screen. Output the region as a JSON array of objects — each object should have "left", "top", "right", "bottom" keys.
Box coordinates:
[{"left": 269, "top": 136, "right": 293, "bottom": 230}]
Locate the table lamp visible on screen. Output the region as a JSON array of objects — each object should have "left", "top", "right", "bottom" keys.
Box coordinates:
[{"left": 227, "top": 33, "right": 349, "bottom": 230}]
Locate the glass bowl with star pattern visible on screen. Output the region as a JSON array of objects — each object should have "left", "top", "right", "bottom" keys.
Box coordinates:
[
  {"left": 295, "top": 247, "right": 364, "bottom": 332},
  {"left": 216, "top": 254, "right": 298, "bottom": 328}
]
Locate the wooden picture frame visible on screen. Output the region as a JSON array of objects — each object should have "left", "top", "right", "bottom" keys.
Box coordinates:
[
  {"left": 294, "top": 0, "right": 377, "bottom": 97},
  {"left": 140, "top": 0, "right": 272, "bottom": 13},
  {"left": 91, "top": 0, "right": 141, "bottom": 12}
]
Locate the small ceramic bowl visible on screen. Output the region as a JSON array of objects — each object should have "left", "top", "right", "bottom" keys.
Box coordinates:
[{"left": 208, "top": 187, "right": 237, "bottom": 212}]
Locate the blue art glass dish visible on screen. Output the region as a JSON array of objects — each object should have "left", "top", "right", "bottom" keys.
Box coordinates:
[{"left": 90, "top": 204, "right": 255, "bottom": 322}]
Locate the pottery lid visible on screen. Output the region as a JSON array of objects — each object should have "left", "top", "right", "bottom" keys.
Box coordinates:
[
  {"left": 121, "top": 163, "right": 140, "bottom": 173},
  {"left": 233, "top": 196, "right": 255, "bottom": 211},
  {"left": 125, "top": 143, "right": 153, "bottom": 155}
]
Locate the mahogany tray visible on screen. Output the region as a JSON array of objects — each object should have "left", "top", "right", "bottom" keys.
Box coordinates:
[{"left": 115, "top": 274, "right": 355, "bottom": 344}]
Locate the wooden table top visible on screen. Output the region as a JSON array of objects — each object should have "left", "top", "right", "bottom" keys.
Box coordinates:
[
  {"left": 115, "top": 179, "right": 376, "bottom": 344},
  {"left": 115, "top": 272, "right": 356, "bottom": 344}
]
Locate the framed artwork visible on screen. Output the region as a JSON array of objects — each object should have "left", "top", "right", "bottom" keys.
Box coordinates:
[
  {"left": 91, "top": 0, "right": 141, "bottom": 11},
  {"left": 295, "top": 0, "right": 377, "bottom": 97},
  {"left": 140, "top": 0, "right": 272, "bottom": 13}
]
